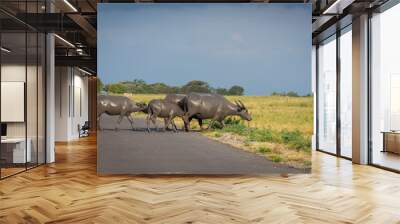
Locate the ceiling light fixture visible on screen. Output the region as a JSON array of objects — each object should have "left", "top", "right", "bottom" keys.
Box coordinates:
[
  {"left": 323, "top": 0, "right": 354, "bottom": 15},
  {"left": 54, "top": 34, "right": 75, "bottom": 48},
  {"left": 1, "top": 47, "right": 11, "bottom": 53},
  {"left": 78, "top": 67, "right": 93, "bottom": 76},
  {"left": 63, "top": 0, "right": 78, "bottom": 12}
]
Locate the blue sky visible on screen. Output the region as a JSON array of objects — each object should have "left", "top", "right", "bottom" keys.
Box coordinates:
[{"left": 98, "top": 4, "right": 311, "bottom": 95}]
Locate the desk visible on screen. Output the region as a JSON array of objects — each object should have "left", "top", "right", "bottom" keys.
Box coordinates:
[
  {"left": 382, "top": 131, "right": 400, "bottom": 155},
  {"left": 1, "top": 138, "right": 31, "bottom": 163}
]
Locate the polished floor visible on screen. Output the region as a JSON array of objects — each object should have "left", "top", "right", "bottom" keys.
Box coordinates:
[
  {"left": 0, "top": 135, "right": 400, "bottom": 223},
  {"left": 372, "top": 150, "right": 400, "bottom": 171}
]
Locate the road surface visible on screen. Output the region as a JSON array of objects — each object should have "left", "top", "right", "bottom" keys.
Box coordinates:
[{"left": 97, "top": 115, "right": 307, "bottom": 174}]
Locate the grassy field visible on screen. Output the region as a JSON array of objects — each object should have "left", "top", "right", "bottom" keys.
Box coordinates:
[{"left": 129, "top": 93, "right": 313, "bottom": 169}]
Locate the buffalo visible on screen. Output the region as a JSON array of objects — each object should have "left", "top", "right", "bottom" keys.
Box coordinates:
[
  {"left": 146, "top": 99, "right": 185, "bottom": 132},
  {"left": 164, "top": 93, "right": 203, "bottom": 129},
  {"left": 97, "top": 95, "right": 146, "bottom": 130},
  {"left": 183, "top": 93, "right": 251, "bottom": 131}
]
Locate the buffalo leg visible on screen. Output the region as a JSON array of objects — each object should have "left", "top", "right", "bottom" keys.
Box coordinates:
[
  {"left": 151, "top": 115, "right": 158, "bottom": 131},
  {"left": 115, "top": 115, "right": 123, "bottom": 131},
  {"left": 207, "top": 119, "right": 216, "bottom": 130},
  {"left": 169, "top": 118, "right": 178, "bottom": 132},
  {"left": 219, "top": 119, "right": 225, "bottom": 128},
  {"left": 146, "top": 115, "right": 151, "bottom": 132},
  {"left": 164, "top": 117, "right": 173, "bottom": 132},
  {"left": 183, "top": 115, "right": 190, "bottom": 132},
  {"left": 197, "top": 118, "right": 203, "bottom": 130},
  {"left": 164, "top": 118, "right": 173, "bottom": 131},
  {"left": 172, "top": 119, "right": 179, "bottom": 132},
  {"left": 127, "top": 114, "right": 135, "bottom": 131},
  {"left": 97, "top": 113, "right": 103, "bottom": 130},
  {"left": 163, "top": 118, "right": 168, "bottom": 132}
]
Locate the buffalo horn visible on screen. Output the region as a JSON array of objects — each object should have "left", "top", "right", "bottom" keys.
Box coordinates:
[
  {"left": 238, "top": 100, "right": 246, "bottom": 110},
  {"left": 234, "top": 100, "right": 241, "bottom": 109}
]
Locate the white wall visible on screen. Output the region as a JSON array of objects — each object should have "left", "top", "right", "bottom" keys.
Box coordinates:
[
  {"left": 1, "top": 63, "right": 46, "bottom": 164},
  {"left": 55, "top": 67, "right": 89, "bottom": 141}
]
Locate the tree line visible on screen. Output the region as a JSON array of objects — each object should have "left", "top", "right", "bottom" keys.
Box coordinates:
[
  {"left": 97, "top": 79, "right": 245, "bottom": 96},
  {"left": 97, "top": 79, "right": 311, "bottom": 97},
  {"left": 271, "top": 91, "right": 312, "bottom": 97}
]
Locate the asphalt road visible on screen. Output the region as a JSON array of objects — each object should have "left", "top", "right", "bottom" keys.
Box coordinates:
[{"left": 97, "top": 115, "right": 307, "bottom": 175}]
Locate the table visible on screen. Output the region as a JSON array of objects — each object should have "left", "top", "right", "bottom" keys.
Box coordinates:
[
  {"left": 1, "top": 138, "right": 31, "bottom": 164},
  {"left": 382, "top": 131, "right": 400, "bottom": 154}
]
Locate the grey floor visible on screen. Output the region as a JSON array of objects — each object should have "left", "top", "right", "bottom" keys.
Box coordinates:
[{"left": 97, "top": 115, "right": 307, "bottom": 175}]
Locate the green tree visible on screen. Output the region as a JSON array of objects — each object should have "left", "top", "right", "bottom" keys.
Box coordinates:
[
  {"left": 286, "top": 91, "right": 299, "bottom": 97},
  {"left": 228, "top": 85, "right": 244, "bottom": 96},
  {"left": 181, "top": 80, "right": 212, "bottom": 93},
  {"left": 97, "top": 78, "right": 104, "bottom": 93},
  {"left": 216, "top": 88, "right": 229, "bottom": 95},
  {"left": 106, "top": 83, "right": 127, "bottom": 94}
]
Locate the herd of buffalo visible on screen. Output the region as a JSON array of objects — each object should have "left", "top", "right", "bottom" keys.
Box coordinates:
[{"left": 97, "top": 93, "right": 252, "bottom": 132}]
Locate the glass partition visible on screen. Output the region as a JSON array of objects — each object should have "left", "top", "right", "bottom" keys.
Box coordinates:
[
  {"left": 38, "top": 32, "right": 46, "bottom": 165},
  {"left": 1, "top": 31, "right": 28, "bottom": 177},
  {"left": 339, "top": 27, "right": 352, "bottom": 158},
  {"left": 0, "top": 2, "right": 46, "bottom": 179},
  {"left": 370, "top": 3, "right": 400, "bottom": 171},
  {"left": 317, "top": 35, "right": 337, "bottom": 154}
]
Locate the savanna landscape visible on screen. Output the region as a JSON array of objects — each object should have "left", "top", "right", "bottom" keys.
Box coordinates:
[{"left": 125, "top": 93, "right": 313, "bottom": 169}]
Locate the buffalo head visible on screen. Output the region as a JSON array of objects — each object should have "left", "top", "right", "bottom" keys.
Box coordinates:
[
  {"left": 235, "top": 100, "right": 252, "bottom": 121},
  {"left": 136, "top": 102, "right": 148, "bottom": 113}
]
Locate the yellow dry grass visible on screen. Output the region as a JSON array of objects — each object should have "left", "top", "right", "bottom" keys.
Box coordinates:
[{"left": 130, "top": 94, "right": 313, "bottom": 135}]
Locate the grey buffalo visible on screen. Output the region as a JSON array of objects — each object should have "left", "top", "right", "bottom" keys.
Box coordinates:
[
  {"left": 164, "top": 93, "right": 203, "bottom": 128},
  {"left": 97, "top": 95, "right": 145, "bottom": 130},
  {"left": 183, "top": 93, "right": 251, "bottom": 131},
  {"left": 146, "top": 99, "right": 185, "bottom": 132}
]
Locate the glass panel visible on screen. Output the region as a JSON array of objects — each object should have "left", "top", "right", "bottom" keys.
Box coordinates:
[
  {"left": 317, "top": 35, "right": 337, "bottom": 154},
  {"left": 371, "top": 4, "right": 400, "bottom": 171},
  {"left": 38, "top": 33, "right": 45, "bottom": 165},
  {"left": 1, "top": 31, "right": 27, "bottom": 177},
  {"left": 27, "top": 31, "right": 38, "bottom": 169},
  {"left": 339, "top": 28, "right": 352, "bottom": 158}
]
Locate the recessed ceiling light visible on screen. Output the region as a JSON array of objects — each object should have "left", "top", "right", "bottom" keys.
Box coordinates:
[
  {"left": 63, "top": 0, "right": 78, "bottom": 12},
  {"left": 54, "top": 34, "right": 75, "bottom": 48},
  {"left": 78, "top": 67, "right": 93, "bottom": 76},
  {"left": 1, "top": 47, "right": 11, "bottom": 53}
]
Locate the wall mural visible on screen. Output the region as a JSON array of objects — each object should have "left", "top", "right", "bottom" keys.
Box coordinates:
[{"left": 97, "top": 3, "right": 312, "bottom": 175}]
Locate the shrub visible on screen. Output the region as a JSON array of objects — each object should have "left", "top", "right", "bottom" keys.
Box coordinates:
[
  {"left": 210, "top": 122, "right": 224, "bottom": 129},
  {"left": 243, "top": 139, "right": 251, "bottom": 146},
  {"left": 258, "top": 146, "right": 271, "bottom": 153},
  {"left": 269, "top": 155, "right": 283, "bottom": 163},
  {"left": 214, "top": 132, "right": 222, "bottom": 138},
  {"left": 279, "top": 129, "right": 310, "bottom": 151},
  {"left": 248, "top": 129, "right": 274, "bottom": 142},
  {"left": 303, "top": 160, "right": 312, "bottom": 167},
  {"left": 209, "top": 119, "right": 311, "bottom": 152},
  {"left": 224, "top": 117, "right": 241, "bottom": 125},
  {"left": 222, "top": 123, "right": 248, "bottom": 135}
]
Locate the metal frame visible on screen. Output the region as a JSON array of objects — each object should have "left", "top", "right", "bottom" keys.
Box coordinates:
[
  {"left": 336, "top": 23, "right": 341, "bottom": 157},
  {"left": 315, "top": 22, "right": 353, "bottom": 162},
  {"left": 0, "top": 0, "right": 47, "bottom": 180},
  {"left": 316, "top": 0, "right": 400, "bottom": 172},
  {"left": 367, "top": 1, "right": 400, "bottom": 172}
]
